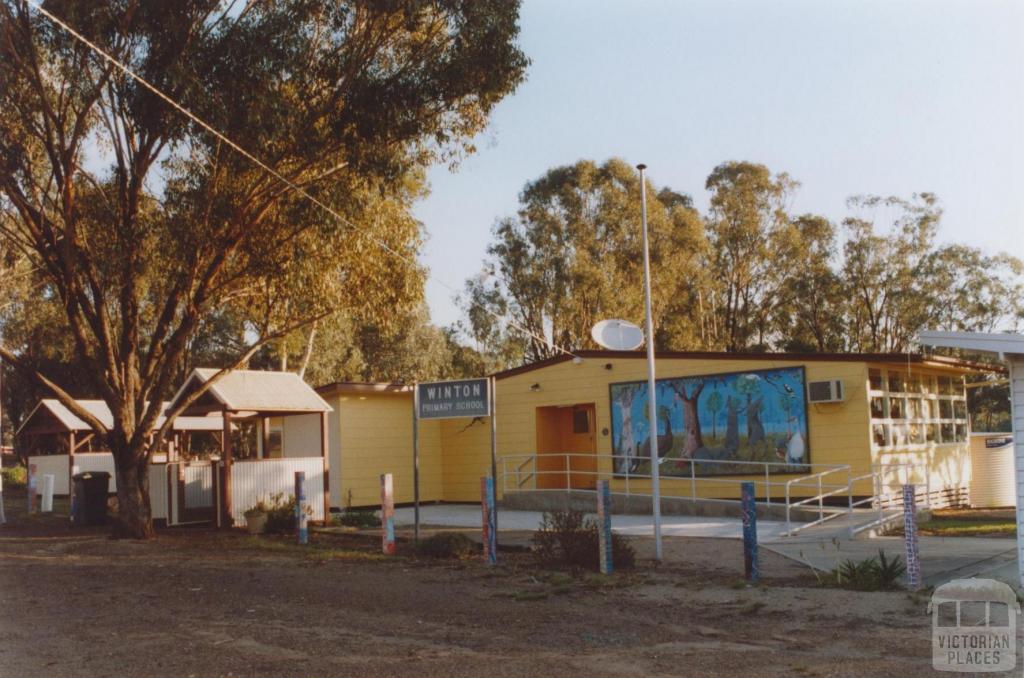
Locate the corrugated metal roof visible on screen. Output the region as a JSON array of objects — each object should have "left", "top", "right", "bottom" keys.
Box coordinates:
[
  {"left": 16, "top": 399, "right": 224, "bottom": 435},
  {"left": 174, "top": 368, "right": 332, "bottom": 414}
]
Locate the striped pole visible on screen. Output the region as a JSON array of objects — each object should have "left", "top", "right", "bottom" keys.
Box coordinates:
[
  {"left": 381, "top": 473, "right": 395, "bottom": 555},
  {"left": 481, "top": 476, "right": 497, "bottom": 565},
  {"left": 27, "top": 463, "right": 37, "bottom": 513},
  {"left": 295, "top": 471, "right": 308, "bottom": 545},
  {"left": 596, "top": 479, "right": 613, "bottom": 574},
  {"left": 741, "top": 481, "right": 759, "bottom": 582},
  {"left": 0, "top": 470, "right": 6, "bottom": 525},
  {"left": 69, "top": 464, "right": 80, "bottom": 524},
  {"left": 902, "top": 484, "right": 921, "bottom": 590}
]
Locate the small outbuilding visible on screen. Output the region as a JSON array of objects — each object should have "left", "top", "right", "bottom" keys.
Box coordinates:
[{"left": 167, "top": 368, "right": 333, "bottom": 526}]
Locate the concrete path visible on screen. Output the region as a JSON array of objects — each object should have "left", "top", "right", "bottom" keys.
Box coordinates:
[
  {"left": 395, "top": 504, "right": 1021, "bottom": 588},
  {"left": 393, "top": 504, "right": 791, "bottom": 540},
  {"left": 764, "top": 534, "right": 1018, "bottom": 587}
]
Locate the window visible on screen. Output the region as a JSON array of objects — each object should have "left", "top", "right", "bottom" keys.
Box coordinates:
[
  {"left": 572, "top": 409, "right": 590, "bottom": 434},
  {"left": 869, "top": 369, "right": 884, "bottom": 391},
  {"left": 869, "top": 368, "right": 968, "bottom": 449}
]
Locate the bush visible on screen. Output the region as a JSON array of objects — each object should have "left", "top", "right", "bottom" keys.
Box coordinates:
[
  {"left": 532, "top": 510, "right": 635, "bottom": 571},
  {"left": 418, "top": 531, "right": 476, "bottom": 559},
  {"left": 335, "top": 509, "right": 380, "bottom": 529},
  {"left": 823, "top": 550, "right": 906, "bottom": 591},
  {"left": 262, "top": 493, "right": 312, "bottom": 535},
  {"left": 1, "top": 464, "right": 27, "bottom": 489}
]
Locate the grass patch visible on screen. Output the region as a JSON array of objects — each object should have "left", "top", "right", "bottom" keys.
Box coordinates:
[
  {"left": 818, "top": 550, "right": 905, "bottom": 591},
  {"left": 915, "top": 519, "right": 1015, "bottom": 537}
]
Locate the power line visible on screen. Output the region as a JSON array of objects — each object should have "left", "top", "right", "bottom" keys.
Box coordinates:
[{"left": 24, "top": 0, "right": 579, "bottom": 362}]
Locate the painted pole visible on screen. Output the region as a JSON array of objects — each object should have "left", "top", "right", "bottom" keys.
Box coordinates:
[
  {"left": 637, "top": 163, "right": 662, "bottom": 562},
  {"left": 40, "top": 474, "right": 54, "bottom": 513},
  {"left": 741, "top": 481, "right": 759, "bottom": 582},
  {"left": 69, "top": 464, "right": 79, "bottom": 524},
  {"left": 596, "top": 479, "right": 614, "bottom": 575},
  {"left": 0, "top": 469, "right": 6, "bottom": 525},
  {"left": 481, "top": 476, "right": 497, "bottom": 565},
  {"left": 902, "top": 483, "right": 921, "bottom": 590},
  {"left": 27, "top": 462, "right": 37, "bottom": 513},
  {"left": 412, "top": 385, "right": 420, "bottom": 547},
  {"left": 381, "top": 473, "right": 396, "bottom": 555},
  {"left": 489, "top": 376, "right": 499, "bottom": 550},
  {"left": 294, "top": 471, "right": 308, "bottom": 545}
]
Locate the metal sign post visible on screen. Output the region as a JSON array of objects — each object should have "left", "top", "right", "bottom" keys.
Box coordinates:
[
  {"left": 413, "top": 385, "right": 420, "bottom": 546},
  {"left": 414, "top": 377, "right": 494, "bottom": 551}
]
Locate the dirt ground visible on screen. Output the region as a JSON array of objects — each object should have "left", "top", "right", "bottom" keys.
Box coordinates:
[{"left": 0, "top": 490, "right": 942, "bottom": 677}]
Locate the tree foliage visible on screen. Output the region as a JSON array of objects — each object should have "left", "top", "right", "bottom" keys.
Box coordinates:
[
  {"left": 464, "top": 158, "right": 706, "bottom": 362},
  {"left": 0, "top": 0, "right": 528, "bottom": 536},
  {"left": 466, "top": 159, "right": 1024, "bottom": 365}
]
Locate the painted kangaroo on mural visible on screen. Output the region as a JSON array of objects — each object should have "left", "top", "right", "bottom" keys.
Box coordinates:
[{"left": 636, "top": 406, "right": 673, "bottom": 471}]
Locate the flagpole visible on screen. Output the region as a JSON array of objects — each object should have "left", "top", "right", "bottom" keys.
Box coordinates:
[{"left": 637, "top": 163, "right": 663, "bottom": 561}]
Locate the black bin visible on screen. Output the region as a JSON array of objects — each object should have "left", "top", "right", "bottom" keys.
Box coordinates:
[{"left": 72, "top": 471, "right": 111, "bottom": 526}]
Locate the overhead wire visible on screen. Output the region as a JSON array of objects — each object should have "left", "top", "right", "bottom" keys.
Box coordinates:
[{"left": 24, "top": 0, "right": 580, "bottom": 362}]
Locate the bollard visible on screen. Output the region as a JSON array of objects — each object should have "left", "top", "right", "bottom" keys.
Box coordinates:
[
  {"left": 380, "top": 473, "right": 395, "bottom": 555},
  {"left": 741, "top": 481, "right": 759, "bottom": 582},
  {"left": 294, "top": 471, "right": 308, "bottom": 545},
  {"left": 27, "top": 463, "right": 37, "bottom": 513},
  {"left": 480, "top": 476, "right": 497, "bottom": 565},
  {"left": 69, "top": 464, "right": 80, "bottom": 524},
  {"left": 596, "top": 479, "right": 613, "bottom": 575},
  {"left": 41, "top": 474, "right": 55, "bottom": 513},
  {"left": 902, "top": 484, "right": 921, "bottom": 590},
  {"left": 0, "top": 470, "right": 6, "bottom": 525}
]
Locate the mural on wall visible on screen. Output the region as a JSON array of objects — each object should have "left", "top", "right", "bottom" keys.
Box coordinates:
[{"left": 610, "top": 366, "right": 810, "bottom": 476}]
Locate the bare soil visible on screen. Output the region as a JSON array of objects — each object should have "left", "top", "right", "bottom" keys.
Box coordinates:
[{"left": 0, "top": 489, "right": 940, "bottom": 677}]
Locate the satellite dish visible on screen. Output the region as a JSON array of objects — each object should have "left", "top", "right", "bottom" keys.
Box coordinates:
[{"left": 591, "top": 319, "right": 645, "bottom": 351}]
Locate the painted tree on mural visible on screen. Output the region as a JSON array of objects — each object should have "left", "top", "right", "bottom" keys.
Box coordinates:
[
  {"left": 0, "top": 1, "right": 528, "bottom": 537},
  {"left": 669, "top": 379, "right": 704, "bottom": 457}
]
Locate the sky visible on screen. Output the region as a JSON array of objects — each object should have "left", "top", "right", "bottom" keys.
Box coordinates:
[{"left": 412, "top": 0, "right": 1024, "bottom": 329}]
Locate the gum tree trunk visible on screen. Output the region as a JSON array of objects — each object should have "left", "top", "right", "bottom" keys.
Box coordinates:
[{"left": 111, "top": 443, "right": 155, "bottom": 539}]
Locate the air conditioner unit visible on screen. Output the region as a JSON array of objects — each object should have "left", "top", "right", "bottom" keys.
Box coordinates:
[{"left": 808, "top": 379, "right": 844, "bottom": 404}]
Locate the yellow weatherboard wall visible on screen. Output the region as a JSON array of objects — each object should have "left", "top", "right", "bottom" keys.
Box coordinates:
[{"left": 316, "top": 353, "right": 983, "bottom": 509}]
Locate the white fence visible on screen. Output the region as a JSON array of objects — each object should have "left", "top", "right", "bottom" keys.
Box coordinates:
[
  {"left": 27, "top": 453, "right": 116, "bottom": 495},
  {"left": 25, "top": 453, "right": 325, "bottom": 527},
  {"left": 231, "top": 457, "right": 326, "bottom": 525}
]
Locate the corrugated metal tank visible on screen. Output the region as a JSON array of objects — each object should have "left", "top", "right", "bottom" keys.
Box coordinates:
[{"left": 969, "top": 433, "right": 1015, "bottom": 508}]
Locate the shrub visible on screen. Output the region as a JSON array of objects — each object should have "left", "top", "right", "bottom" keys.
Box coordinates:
[
  {"left": 418, "top": 531, "right": 476, "bottom": 559},
  {"left": 823, "top": 550, "right": 906, "bottom": 591},
  {"left": 1, "top": 464, "right": 27, "bottom": 489},
  {"left": 335, "top": 509, "right": 380, "bottom": 529},
  {"left": 262, "top": 493, "right": 312, "bottom": 535},
  {"left": 532, "top": 510, "right": 635, "bottom": 571}
]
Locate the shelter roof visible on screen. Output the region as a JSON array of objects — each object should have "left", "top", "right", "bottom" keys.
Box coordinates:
[
  {"left": 15, "top": 399, "right": 223, "bottom": 436},
  {"left": 169, "top": 368, "right": 332, "bottom": 416}
]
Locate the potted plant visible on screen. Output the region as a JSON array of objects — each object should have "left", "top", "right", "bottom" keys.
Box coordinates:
[{"left": 243, "top": 500, "right": 269, "bottom": 535}]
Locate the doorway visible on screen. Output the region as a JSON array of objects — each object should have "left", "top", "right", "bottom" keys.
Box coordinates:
[{"left": 535, "top": 404, "right": 597, "bottom": 490}]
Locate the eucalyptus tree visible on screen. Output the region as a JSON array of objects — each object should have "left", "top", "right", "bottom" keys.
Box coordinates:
[
  {"left": 0, "top": 0, "right": 528, "bottom": 537},
  {"left": 464, "top": 158, "right": 707, "bottom": 364},
  {"left": 703, "top": 161, "right": 799, "bottom": 352}
]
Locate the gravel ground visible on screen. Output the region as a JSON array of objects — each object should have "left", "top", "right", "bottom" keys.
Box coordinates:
[{"left": 0, "top": 491, "right": 941, "bottom": 677}]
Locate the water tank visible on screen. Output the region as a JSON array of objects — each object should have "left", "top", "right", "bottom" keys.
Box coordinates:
[{"left": 969, "top": 434, "right": 1015, "bottom": 508}]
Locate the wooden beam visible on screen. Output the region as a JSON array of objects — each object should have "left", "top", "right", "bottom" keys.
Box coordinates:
[{"left": 221, "top": 410, "right": 234, "bottom": 528}]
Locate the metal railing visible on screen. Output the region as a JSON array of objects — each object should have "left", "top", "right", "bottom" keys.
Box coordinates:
[{"left": 499, "top": 452, "right": 865, "bottom": 535}]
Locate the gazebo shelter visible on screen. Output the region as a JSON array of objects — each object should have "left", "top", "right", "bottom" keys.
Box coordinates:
[
  {"left": 167, "top": 368, "right": 333, "bottom": 527},
  {"left": 17, "top": 398, "right": 223, "bottom": 495}
]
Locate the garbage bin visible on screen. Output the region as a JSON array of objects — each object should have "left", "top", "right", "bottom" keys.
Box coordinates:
[{"left": 72, "top": 471, "right": 111, "bottom": 526}]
